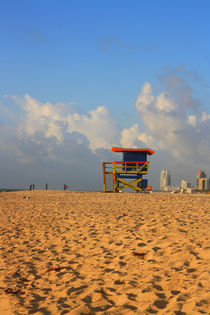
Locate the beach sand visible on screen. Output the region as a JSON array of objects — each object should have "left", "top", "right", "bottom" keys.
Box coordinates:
[{"left": 0, "top": 190, "right": 209, "bottom": 314}]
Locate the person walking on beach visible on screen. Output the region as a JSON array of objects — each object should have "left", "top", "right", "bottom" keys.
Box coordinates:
[{"left": 64, "top": 184, "right": 68, "bottom": 190}]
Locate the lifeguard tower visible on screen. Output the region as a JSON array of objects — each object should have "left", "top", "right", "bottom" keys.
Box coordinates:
[{"left": 102, "top": 147, "right": 154, "bottom": 193}]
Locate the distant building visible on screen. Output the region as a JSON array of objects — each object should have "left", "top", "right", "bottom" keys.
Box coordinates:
[
  {"left": 181, "top": 180, "right": 191, "bottom": 189},
  {"left": 205, "top": 178, "right": 210, "bottom": 190},
  {"left": 163, "top": 185, "right": 180, "bottom": 192},
  {"left": 198, "top": 178, "right": 206, "bottom": 190},
  {"left": 196, "top": 170, "right": 206, "bottom": 188},
  {"left": 160, "top": 170, "right": 171, "bottom": 191}
]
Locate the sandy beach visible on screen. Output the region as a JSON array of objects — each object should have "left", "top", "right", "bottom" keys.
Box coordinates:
[{"left": 0, "top": 190, "right": 209, "bottom": 314}]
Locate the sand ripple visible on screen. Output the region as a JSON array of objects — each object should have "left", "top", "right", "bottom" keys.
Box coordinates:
[{"left": 0, "top": 191, "right": 209, "bottom": 314}]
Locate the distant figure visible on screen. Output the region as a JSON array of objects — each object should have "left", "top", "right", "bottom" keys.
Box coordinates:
[
  {"left": 64, "top": 184, "right": 68, "bottom": 190},
  {"left": 29, "top": 184, "right": 32, "bottom": 190},
  {"left": 32, "top": 184, "right": 35, "bottom": 190},
  {"left": 46, "top": 184, "right": 48, "bottom": 190}
]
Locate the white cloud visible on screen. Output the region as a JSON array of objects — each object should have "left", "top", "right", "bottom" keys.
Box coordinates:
[
  {"left": 120, "top": 124, "right": 139, "bottom": 147},
  {"left": 0, "top": 95, "right": 121, "bottom": 190},
  {"left": 9, "top": 95, "right": 120, "bottom": 151},
  {"left": 66, "top": 106, "right": 120, "bottom": 151},
  {"left": 134, "top": 79, "right": 210, "bottom": 166},
  {"left": 1, "top": 73, "right": 210, "bottom": 190},
  {"left": 136, "top": 82, "right": 154, "bottom": 111},
  {"left": 137, "top": 132, "right": 159, "bottom": 149},
  {"left": 120, "top": 123, "right": 157, "bottom": 149},
  {"left": 155, "top": 91, "right": 175, "bottom": 112}
]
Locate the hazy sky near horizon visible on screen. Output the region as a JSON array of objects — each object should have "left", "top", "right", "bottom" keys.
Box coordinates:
[{"left": 1, "top": 0, "right": 210, "bottom": 190}]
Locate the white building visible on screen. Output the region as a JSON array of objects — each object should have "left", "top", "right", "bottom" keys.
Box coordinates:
[
  {"left": 181, "top": 180, "right": 191, "bottom": 189},
  {"left": 160, "top": 170, "right": 171, "bottom": 191},
  {"left": 163, "top": 185, "right": 180, "bottom": 192}
]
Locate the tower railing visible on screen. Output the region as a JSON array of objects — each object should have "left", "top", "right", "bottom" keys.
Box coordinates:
[{"left": 102, "top": 161, "right": 149, "bottom": 192}]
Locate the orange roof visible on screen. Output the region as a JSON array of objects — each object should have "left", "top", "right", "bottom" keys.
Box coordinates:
[{"left": 111, "top": 147, "right": 154, "bottom": 155}]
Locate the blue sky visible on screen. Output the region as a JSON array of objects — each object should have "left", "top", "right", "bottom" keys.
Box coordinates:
[{"left": 1, "top": 0, "right": 210, "bottom": 189}]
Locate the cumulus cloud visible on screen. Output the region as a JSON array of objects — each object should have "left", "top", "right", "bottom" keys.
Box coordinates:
[
  {"left": 1, "top": 71, "right": 210, "bottom": 190},
  {"left": 0, "top": 95, "right": 118, "bottom": 189},
  {"left": 120, "top": 124, "right": 155, "bottom": 149},
  {"left": 133, "top": 76, "right": 210, "bottom": 169},
  {"left": 8, "top": 94, "right": 120, "bottom": 151},
  {"left": 0, "top": 122, "right": 115, "bottom": 190},
  {"left": 120, "top": 124, "right": 140, "bottom": 147},
  {"left": 66, "top": 106, "right": 120, "bottom": 151}
]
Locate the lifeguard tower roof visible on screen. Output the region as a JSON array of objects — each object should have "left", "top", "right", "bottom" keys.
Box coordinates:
[
  {"left": 111, "top": 147, "right": 154, "bottom": 163},
  {"left": 111, "top": 147, "right": 154, "bottom": 155}
]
